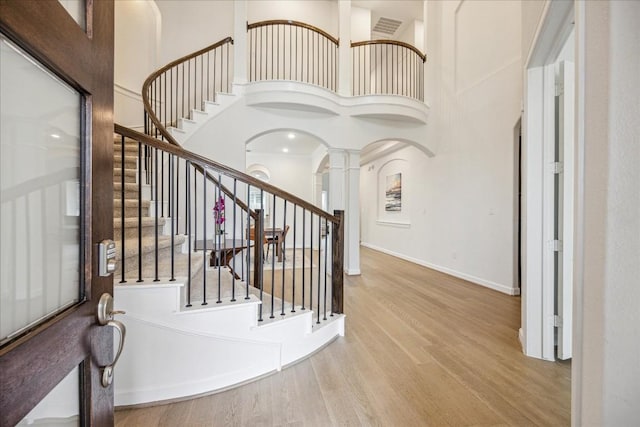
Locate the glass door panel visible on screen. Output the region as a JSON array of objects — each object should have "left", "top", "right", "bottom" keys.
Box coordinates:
[{"left": 0, "top": 35, "right": 82, "bottom": 345}]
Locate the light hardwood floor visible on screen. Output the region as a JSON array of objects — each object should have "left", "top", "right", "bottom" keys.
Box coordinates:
[{"left": 116, "top": 247, "right": 571, "bottom": 426}]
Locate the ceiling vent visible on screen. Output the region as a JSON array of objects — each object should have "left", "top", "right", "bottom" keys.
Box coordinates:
[{"left": 372, "top": 17, "right": 402, "bottom": 36}]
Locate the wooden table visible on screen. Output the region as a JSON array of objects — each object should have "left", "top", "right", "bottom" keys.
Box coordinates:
[
  {"left": 194, "top": 238, "right": 253, "bottom": 279},
  {"left": 264, "top": 228, "right": 285, "bottom": 262}
]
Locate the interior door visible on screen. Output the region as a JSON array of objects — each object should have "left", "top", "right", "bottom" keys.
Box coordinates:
[
  {"left": 0, "top": 1, "right": 115, "bottom": 425},
  {"left": 555, "top": 60, "right": 574, "bottom": 360}
]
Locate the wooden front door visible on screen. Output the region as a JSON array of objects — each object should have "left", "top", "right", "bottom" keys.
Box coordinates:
[{"left": 0, "top": 1, "right": 115, "bottom": 425}]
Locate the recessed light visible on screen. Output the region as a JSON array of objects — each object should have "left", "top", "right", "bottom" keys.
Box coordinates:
[
  {"left": 51, "top": 134, "right": 61, "bottom": 139},
  {"left": 287, "top": 132, "right": 295, "bottom": 140},
  {"left": 282, "top": 147, "right": 289, "bottom": 153}
]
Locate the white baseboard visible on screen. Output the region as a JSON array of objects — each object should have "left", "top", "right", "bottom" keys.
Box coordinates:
[
  {"left": 360, "top": 242, "right": 520, "bottom": 296},
  {"left": 518, "top": 328, "right": 525, "bottom": 352},
  {"left": 346, "top": 268, "right": 361, "bottom": 275}
]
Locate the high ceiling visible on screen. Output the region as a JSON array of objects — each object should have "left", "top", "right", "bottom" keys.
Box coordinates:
[
  {"left": 352, "top": 0, "right": 424, "bottom": 39},
  {"left": 352, "top": 0, "right": 424, "bottom": 23}
]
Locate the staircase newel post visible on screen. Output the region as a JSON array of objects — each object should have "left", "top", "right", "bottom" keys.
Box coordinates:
[
  {"left": 254, "top": 209, "right": 264, "bottom": 291},
  {"left": 331, "top": 210, "right": 344, "bottom": 314}
]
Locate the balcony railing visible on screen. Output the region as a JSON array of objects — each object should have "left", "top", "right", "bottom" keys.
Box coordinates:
[
  {"left": 247, "top": 20, "right": 339, "bottom": 92},
  {"left": 351, "top": 40, "right": 426, "bottom": 101},
  {"left": 143, "top": 37, "right": 234, "bottom": 140}
]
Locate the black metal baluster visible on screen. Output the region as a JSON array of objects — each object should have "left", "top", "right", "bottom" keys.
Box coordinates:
[
  {"left": 202, "top": 169, "right": 208, "bottom": 305},
  {"left": 301, "top": 208, "right": 306, "bottom": 310},
  {"left": 170, "top": 67, "right": 174, "bottom": 130},
  {"left": 245, "top": 184, "right": 251, "bottom": 300},
  {"left": 226, "top": 40, "right": 230, "bottom": 93},
  {"left": 188, "top": 58, "right": 192, "bottom": 114},
  {"left": 194, "top": 168, "right": 198, "bottom": 243},
  {"left": 176, "top": 159, "right": 180, "bottom": 234},
  {"left": 216, "top": 174, "right": 222, "bottom": 304},
  {"left": 231, "top": 178, "right": 237, "bottom": 302},
  {"left": 289, "top": 24, "right": 292, "bottom": 80},
  {"left": 182, "top": 62, "right": 185, "bottom": 119},
  {"left": 317, "top": 216, "right": 321, "bottom": 324},
  {"left": 161, "top": 151, "right": 165, "bottom": 217},
  {"left": 154, "top": 147, "right": 159, "bottom": 282},
  {"left": 186, "top": 161, "right": 192, "bottom": 308},
  {"left": 309, "top": 213, "right": 313, "bottom": 311},
  {"left": 291, "top": 204, "right": 297, "bottom": 312},
  {"left": 184, "top": 161, "right": 189, "bottom": 235},
  {"left": 281, "top": 200, "right": 287, "bottom": 316},
  {"left": 137, "top": 141, "right": 143, "bottom": 283},
  {"left": 323, "top": 217, "right": 328, "bottom": 320},
  {"left": 258, "top": 189, "right": 264, "bottom": 321},
  {"left": 213, "top": 50, "right": 217, "bottom": 100},
  {"left": 239, "top": 208, "right": 244, "bottom": 282},
  {"left": 270, "top": 193, "right": 276, "bottom": 319},
  {"left": 120, "top": 135, "right": 126, "bottom": 283},
  {"left": 170, "top": 154, "right": 175, "bottom": 281}
]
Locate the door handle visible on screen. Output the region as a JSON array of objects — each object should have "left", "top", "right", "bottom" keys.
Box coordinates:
[{"left": 97, "top": 293, "right": 126, "bottom": 387}]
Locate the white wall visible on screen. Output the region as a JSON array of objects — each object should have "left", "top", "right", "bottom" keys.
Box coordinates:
[
  {"left": 114, "top": 0, "right": 160, "bottom": 128},
  {"left": 155, "top": 1, "right": 234, "bottom": 66},
  {"left": 574, "top": 0, "right": 640, "bottom": 424},
  {"left": 247, "top": 0, "right": 338, "bottom": 37},
  {"left": 350, "top": 6, "right": 371, "bottom": 42},
  {"left": 360, "top": 0, "right": 522, "bottom": 295},
  {"left": 397, "top": 19, "right": 424, "bottom": 53}
]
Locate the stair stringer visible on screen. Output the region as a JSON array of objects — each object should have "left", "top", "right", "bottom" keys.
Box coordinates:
[
  {"left": 113, "top": 281, "right": 344, "bottom": 406},
  {"left": 167, "top": 92, "right": 239, "bottom": 144}
]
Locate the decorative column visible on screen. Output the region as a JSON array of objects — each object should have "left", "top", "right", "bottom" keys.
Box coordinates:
[
  {"left": 328, "top": 149, "right": 346, "bottom": 211},
  {"left": 345, "top": 150, "right": 361, "bottom": 275},
  {"left": 233, "top": 0, "right": 248, "bottom": 87},
  {"left": 338, "top": 0, "right": 352, "bottom": 97},
  {"left": 313, "top": 172, "right": 324, "bottom": 209}
]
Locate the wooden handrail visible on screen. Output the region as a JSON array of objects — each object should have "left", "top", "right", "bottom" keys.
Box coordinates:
[
  {"left": 247, "top": 20, "right": 339, "bottom": 45},
  {"left": 351, "top": 39, "right": 427, "bottom": 63},
  {"left": 139, "top": 37, "right": 251, "bottom": 217},
  {"left": 142, "top": 37, "right": 234, "bottom": 103},
  {"left": 115, "top": 124, "right": 339, "bottom": 224}
]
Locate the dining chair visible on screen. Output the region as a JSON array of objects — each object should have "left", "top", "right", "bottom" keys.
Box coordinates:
[{"left": 266, "top": 225, "right": 290, "bottom": 261}]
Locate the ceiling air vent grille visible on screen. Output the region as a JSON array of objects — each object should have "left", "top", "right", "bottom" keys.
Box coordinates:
[{"left": 372, "top": 17, "right": 402, "bottom": 36}]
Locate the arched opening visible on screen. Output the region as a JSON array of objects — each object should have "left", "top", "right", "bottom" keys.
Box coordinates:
[
  {"left": 359, "top": 138, "right": 431, "bottom": 261},
  {"left": 245, "top": 129, "right": 328, "bottom": 212}
]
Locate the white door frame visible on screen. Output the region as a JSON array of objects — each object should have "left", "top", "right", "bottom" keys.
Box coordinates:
[{"left": 520, "top": 1, "right": 575, "bottom": 361}]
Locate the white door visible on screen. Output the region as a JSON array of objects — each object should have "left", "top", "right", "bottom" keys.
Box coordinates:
[{"left": 555, "top": 60, "right": 574, "bottom": 360}]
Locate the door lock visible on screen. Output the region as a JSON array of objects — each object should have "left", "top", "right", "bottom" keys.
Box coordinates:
[{"left": 99, "top": 239, "right": 117, "bottom": 276}]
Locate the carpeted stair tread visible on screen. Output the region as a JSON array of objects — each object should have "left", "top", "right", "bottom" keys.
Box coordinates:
[
  {"left": 116, "top": 234, "right": 185, "bottom": 260},
  {"left": 114, "top": 200, "right": 152, "bottom": 218},
  {"left": 116, "top": 252, "right": 205, "bottom": 284},
  {"left": 114, "top": 216, "right": 167, "bottom": 228}
]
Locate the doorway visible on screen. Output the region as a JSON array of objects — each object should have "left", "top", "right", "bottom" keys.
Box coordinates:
[
  {"left": 521, "top": 1, "right": 576, "bottom": 361},
  {"left": 0, "top": 1, "right": 116, "bottom": 424}
]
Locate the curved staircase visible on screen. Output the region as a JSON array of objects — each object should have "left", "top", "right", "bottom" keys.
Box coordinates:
[{"left": 111, "top": 126, "right": 345, "bottom": 406}]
